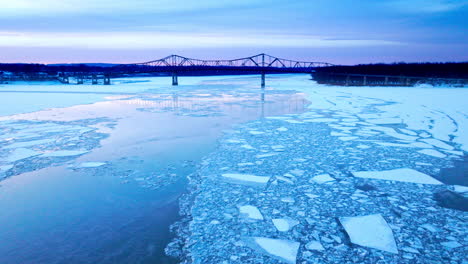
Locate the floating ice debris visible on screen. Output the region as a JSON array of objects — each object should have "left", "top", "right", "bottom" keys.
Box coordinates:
[
  {"left": 276, "top": 176, "right": 294, "bottom": 184},
  {"left": 442, "top": 150, "right": 464, "bottom": 156},
  {"left": 73, "top": 162, "right": 106, "bottom": 168},
  {"left": 409, "top": 142, "right": 433, "bottom": 148},
  {"left": 239, "top": 205, "right": 263, "bottom": 220},
  {"left": 221, "top": 173, "right": 270, "bottom": 186},
  {"left": 240, "top": 144, "right": 255, "bottom": 150},
  {"left": 331, "top": 132, "right": 349, "bottom": 137},
  {"left": 311, "top": 174, "right": 336, "bottom": 184},
  {"left": 303, "top": 118, "right": 337, "bottom": 123},
  {"left": 249, "top": 130, "right": 265, "bottom": 135},
  {"left": 276, "top": 127, "right": 288, "bottom": 132},
  {"left": 352, "top": 168, "right": 442, "bottom": 185},
  {"left": 4, "top": 138, "right": 55, "bottom": 149},
  {"left": 367, "top": 118, "right": 401, "bottom": 125},
  {"left": 339, "top": 214, "right": 398, "bottom": 254},
  {"left": 272, "top": 218, "right": 299, "bottom": 232},
  {"left": 338, "top": 136, "right": 358, "bottom": 141},
  {"left": 305, "top": 193, "right": 319, "bottom": 199},
  {"left": 284, "top": 119, "right": 304, "bottom": 124},
  {"left": 281, "top": 197, "right": 295, "bottom": 203},
  {"left": 453, "top": 185, "right": 468, "bottom": 194},
  {"left": 421, "top": 224, "right": 438, "bottom": 233},
  {"left": 4, "top": 148, "right": 40, "bottom": 162},
  {"left": 305, "top": 240, "right": 325, "bottom": 251},
  {"left": 255, "top": 153, "right": 278, "bottom": 158},
  {"left": 418, "top": 149, "right": 447, "bottom": 158},
  {"left": 421, "top": 138, "right": 454, "bottom": 150},
  {"left": 248, "top": 237, "right": 300, "bottom": 264},
  {"left": 399, "top": 128, "right": 418, "bottom": 136},
  {"left": 0, "top": 164, "right": 13, "bottom": 172},
  {"left": 356, "top": 144, "right": 371, "bottom": 149},
  {"left": 271, "top": 145, "right": 285, "bottom": 152},
  {"left": 42, "top": 150, "right": 89, "bottom": 157},
  {"left": 237, "top": 162, "right": 254, "bottom": 167},
  {"left": 226, "top": 139, "right": 243, "bottom": 144},
  {"left": 441, "top": 241, "right": 462, "bottom": 249}
]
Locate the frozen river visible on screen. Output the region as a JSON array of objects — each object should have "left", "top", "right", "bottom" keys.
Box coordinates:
[{"left": 0, "top": 75, "right": 467, "bottom": 264}]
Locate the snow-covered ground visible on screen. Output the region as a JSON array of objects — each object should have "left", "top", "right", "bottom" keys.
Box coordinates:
[{"left": 167, "top": 75, "right": 467, "bottom": 263}]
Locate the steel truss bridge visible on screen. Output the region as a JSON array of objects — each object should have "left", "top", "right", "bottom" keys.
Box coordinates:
[
  {"left": 56, "top": 54, "right": 333, "bottom": 86},
  {"left": 129, "top": 53, "right": 333, "bottom": 86}
]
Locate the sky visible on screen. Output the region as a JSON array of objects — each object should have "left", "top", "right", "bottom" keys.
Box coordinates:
[{"left": 0, "top": 0, "right": 467, "bottom": 64}]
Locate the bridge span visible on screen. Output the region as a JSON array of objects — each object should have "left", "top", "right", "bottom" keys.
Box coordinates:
[
  {"left": 55, "top": 54, "right": 333, "bottom": 86},
  {"left": 130, "top": 53, "right": 333, "bottom": 86}
]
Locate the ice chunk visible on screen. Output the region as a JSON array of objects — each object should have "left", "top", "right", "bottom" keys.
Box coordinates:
[
  {"left": 249, "top": 237, "right": 300, "bottom": 264},
  {"left": 418, "top": 149, "right": 447, "bottom": 158},
  {"left": 453, "top": 185, "right": 468, "bottom": 194},
  {"left": 0, "top": 164, "right": 14, "bottom": 171},
  {"left": 272, "top": 218, "right": 299, "bottom": 232},
  {"left": 4, "top": 138, "right": 55, "bottom": 149},
  {"left": 305, "top": 240, "right": 324, "bottom": 251},
  {"left": 4, "top": 148, "right": 40, "bottom": 162},
  {"left": 303, "top": 118, "right": 338, "bottom": 123},
  {"left": 367, "top": 118, "right": 401, "bottom": 125},
  {"left": 42, "top": 150, "right": 89, "bottom": 157},
  {"left": 339, "top": 214, "right": 398, "bottom": 254},
  {"left": 73, "top": 162, "right": 106, "bottom": 168},
  {"left": 311, "top": 174, "right": 335, "bottom": 184},
  {"left": 338, "top": 136, "right": 358, "bottom": 141},
  {"left": 441, "top": 241, "right": 462, "bottom": 249},
  {"left": 249, "top": 130, "right": 265, "bottom": 135},
  {"left": 240, "top": 144, "right": 255, "bottom": 150},
  {"left": 221, "top": 173, "right": 270, "bottom": 186},
  {"left": 276, "top": 127, "right": 288, "bottom": 132},
  {"left": 421, "top": 138, "right": 454, "bottom": 150},
  {"left": 239, "top": 205, "right": 263, "bottom": 220},
  {"left": 255, "top": 153, "right": 278, "bottom": 158},
  {"left": 352, "top": 168, "right": 442, "bottom": 185}
]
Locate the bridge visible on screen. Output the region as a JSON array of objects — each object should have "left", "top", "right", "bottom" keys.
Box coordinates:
[{"left": 130, "top": 53, "right": 333, "bottom": 86}]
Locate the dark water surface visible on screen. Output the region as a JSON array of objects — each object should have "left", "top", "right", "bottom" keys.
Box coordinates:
[{"left": 0, "top": 75, "right": 309, "bottom": 264}]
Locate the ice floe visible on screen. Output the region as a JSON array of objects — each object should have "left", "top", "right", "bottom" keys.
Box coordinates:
[
  {"left": 239, "top": 205, "right": 264, "bottom": 220},
  {"left": 418, "top": 149, "right": 447, "bottom": 158},
  {"left": 4, "top": 148, "right": 40, "bottom": 162},
  {"left": 352, "top": 168, "right": 442, "bottom": 184},
  {"left": 310, "top": 174, "right": 336, "bottom": 184},
  {"left": 339, "top": 214, "right": 398, "bottom": 254},
  {"left": 272, "top": 218, "right": 299, "bottom": 232},
  {"left": 221, "top": 173, "right": 270, "bottom": 186},
  {"left": 248, "top": 237, "right": 300, "bottom": 264},
  {"left": 42, "top": 150, "right": 89, "bottom": 157}
]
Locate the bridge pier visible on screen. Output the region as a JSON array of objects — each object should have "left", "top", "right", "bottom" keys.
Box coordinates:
[
  {"left": 92, "top": 75, "right": 98, "bottom": 85},
  {"left": 172, "top": 73, "right": 178, "bottom": 86},
  {"left": 77, "top": 76, "right": 84, "bottom": 85},
  {"left": 261, "top": 72, "right": 266, "bottom": 88},
  {"left": 104, "top": 75, "right": 111, "bottom": 85}
]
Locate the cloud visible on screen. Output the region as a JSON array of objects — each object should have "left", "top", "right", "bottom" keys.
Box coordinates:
[
  {"left": 386, "top": 0, "right": 468, "bottom": 13},
  {"left": 0, "top": 31, "right": 403, "bottom": 50}
]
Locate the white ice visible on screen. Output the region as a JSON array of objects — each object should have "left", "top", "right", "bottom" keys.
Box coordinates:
[
  {"left": 310, "top": 174, "right": 336, "bottom": 184},
  {"left": 42, "top": 150, "right": 89, "bottom": 157},
  {"left": 352, "top": 168, "right": 442, "bottom": 185},
  {"left": 418, "top": 149, "right": 447, "bottom": 158},
  {"left": 4, "top": 148, "right": 40, "bottom": 162},
  {"left": 4, "top": 138, "right": 55, "bottom": 149},
  {"left": 73, "top": 162, "right": 106, "bottom": 168},
  {"left": 272, "top": 218, "right": 299, "bottom": 232},
  {"left": 251, "top": 237, "right": 300, "bottom": 264},
  {"left": 221, "top": 173, "right": 270, "bottom": 186},
  {"left": 305, "top": 240, "right": 324, "bottom": 251},
  {"left": 239, "top": 205, "right": 263, "bottom": 220},
  {"left": 339, "top": 214, "right": 398, "bottom": 254}
]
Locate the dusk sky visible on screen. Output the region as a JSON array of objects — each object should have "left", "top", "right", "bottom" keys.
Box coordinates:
[{"left": 1, "top": 0, "right": 467, "bottom": 64}]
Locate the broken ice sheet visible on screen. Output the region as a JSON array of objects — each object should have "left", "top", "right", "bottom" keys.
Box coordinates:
[
  {"left": 339, "top": 214, "right": 398, "bottom": 254},
  {"left": 71, "top": 162, "right": 106, "bottom": 168},
  {"left": 352, "top": 168, "right": 442, "bottom": 185},
  {"left": 310, "top": 174, "right": 335, "bottom": 184},
  {"left": 239, "top": 205, "right": 263, "bottom": 220},
  {"left": 418, "top": 149, "right": 447, "bottom": 158},
  {"left": 4, "top": 148, "right": 40, "bottom": 162},
  {"left": 221, "top": 173, "right": 270, "bottom": 186},
  {"left": 245, "top": 237, "right": 300, "bottom": 264},
  {"left": 272, "top": 218, "right": 299, "bottom": 232},
  {"left": 42, "top": 150, "right": 89, "bottom": 157}
]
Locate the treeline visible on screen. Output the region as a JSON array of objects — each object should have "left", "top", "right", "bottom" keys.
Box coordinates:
[
  {"left": 0, "top": 63, "right": 119, "bottom": 74},
  {"left": 315, "top": 62, "right": 468, "bottom": 79}
]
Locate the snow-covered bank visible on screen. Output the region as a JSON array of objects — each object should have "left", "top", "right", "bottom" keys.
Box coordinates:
[{"left": 168, "top": 75, "right": 467, "bottom": 263}]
